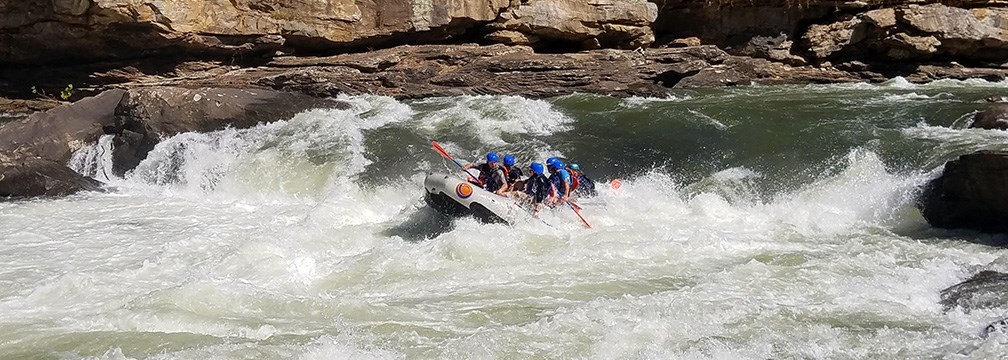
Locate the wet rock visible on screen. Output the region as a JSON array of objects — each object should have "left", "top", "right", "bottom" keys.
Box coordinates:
[
  {"left": 0, "top": 156, "right": 102, "bottom": 198},
  {"left": 110, "top": 87, "right": 346, "bottom": 175},
  {"left": 971, "top": 104, "right": 1008, "bottom": 130},
  {"left": 0, "top": 89, "right": 125, "bottom": 165},
  {"left": 982, "top": 317, "right": 1008, "bottom": 338},
  {"left": 0, "top": 89, "right": 123, "bottom": 198},
  {"left": 941, "top": 271, "right": 1008, "bottom": 311},
  {"left": 919, "top": 151, "right": 1008, "bottom": 233}
]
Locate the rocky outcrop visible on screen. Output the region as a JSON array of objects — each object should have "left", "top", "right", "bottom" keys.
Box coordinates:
[
  {"left": 75, "top": 44, "right": 856, "bottom": 99},
  {"left": 0, "top": 86, "right": 342, "bottom": 197},
  {"left": 971, "top": 104, "right": 1008, "bottom": 130},
  {"left": 110, "top": 87, "right": 345, "bottom": 175},
  {"left": 0, "top": 89, "right": 125, "bottom": 197},
  {"left": 919, "top": 151, "right": 1008, "bottom": 234},
  {"left": 801, "top": 4, "right": 1008, "bottom": 64},
  {"left": 486, "top": 0, "right": 658, "bottom": 49},
  {"left": 0, "top": 0, "right": 666, "bottom": 66}
]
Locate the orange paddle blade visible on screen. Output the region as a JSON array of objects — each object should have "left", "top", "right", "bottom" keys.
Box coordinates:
[{"left": 431, "top": 141, "right": 453, "bottom": 160}]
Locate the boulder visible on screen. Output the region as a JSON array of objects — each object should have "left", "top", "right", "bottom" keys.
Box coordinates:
[
  {"left": 971, "top": 104, "right": 1008, "bottom": 130},
  {"left": 940, "top": 270, "right": 1008, "bottom": 312},
  {"left": 0, "top": 89, "right": 125, "bottom": 164},
  {"left": 110, "top": 87, "right": 345, "bottom": 175},
  {"left": 919, "top": 151, "right": 1008, "bottom": 233},
  {"left": 0, "top": 156, "right": 102, "bottom": 198}
]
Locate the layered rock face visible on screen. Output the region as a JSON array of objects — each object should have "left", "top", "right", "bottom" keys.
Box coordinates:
[
  {"left": 802, "top": 4, "right": 1008, "bottom": 64},
  {"left": 0, "top": 0, "right": 658, "bottom": 65}
]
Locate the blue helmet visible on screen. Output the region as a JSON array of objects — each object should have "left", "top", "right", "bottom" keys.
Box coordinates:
[
  {"left": 553, "top": 160, "right": 566, "bottom": 169},
  {"left": 548, "top": 158, "right": 563, "bottom": 169},
  {"left": 486, "top": 152, "right": 499, "bottom": 163},
  {"left": 503, "top": 154, "right": 516, "bottom": 166},
  {"left": 530, "top": 162, "right": 545, "bottom": 175},
  {"left": 570, "top": 163, "right": 580, "bottom": 171}
]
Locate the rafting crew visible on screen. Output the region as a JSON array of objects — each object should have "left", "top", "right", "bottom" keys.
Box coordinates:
[{"left": 466, "top": 152, "right": 598, "bottom": 208}]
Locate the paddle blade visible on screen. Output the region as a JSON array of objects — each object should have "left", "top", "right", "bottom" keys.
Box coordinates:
[
  {"left": 610, "top": 179, "right": 622, "bottom": 190},
  {"left": 567, "top": 200, "right": 591, "bottom": 228},
  {"left": 431, "top": 141, "right": 453, "bottom": 160}
]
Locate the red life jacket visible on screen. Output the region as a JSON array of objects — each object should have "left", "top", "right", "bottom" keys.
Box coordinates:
[{"left": 568, "top": 168, "right": 580, "bottom": 191}]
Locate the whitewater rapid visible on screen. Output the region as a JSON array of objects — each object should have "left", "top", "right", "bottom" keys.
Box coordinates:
[{"left": 2, "top": 81, "right": 1008, "bottom": 359}]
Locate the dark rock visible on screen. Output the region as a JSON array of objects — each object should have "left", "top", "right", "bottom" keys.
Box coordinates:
[
  {"left": 971, "top": 104, "right": 1008, "bottom": 130},
  {"left": 110, "top": 87, "right": 345, "bottom": 175},
  {"left": 940, "top": 270, "right": 1008, "bottom": 312},
  {"left": 0, "top": 89, "right": 125, "bottom": 164},
  {"left": 0, "top": 156, "right": 102, "bottom": 198},
  {"left": 919, "top": 151, "right": 1008, "bottom": 233},
  {"left": 982, "top": 317, "right": 1008, "bottom": 338}
]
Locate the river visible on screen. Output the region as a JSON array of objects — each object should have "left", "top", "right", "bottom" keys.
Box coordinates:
[{"left": 2, "top": 78, "right": 1008, "bottom": 359}]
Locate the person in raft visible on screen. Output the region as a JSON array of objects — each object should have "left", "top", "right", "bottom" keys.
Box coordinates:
[
  {"left": 568, "top": 163, "right": 597, "bottom": 197},
  {"left": 464, "top": 152, "right": 508, "bottom": 195},
  {"left": 546, "top": 158, "right": 572, "bottom": 206},
  {"left": 501, "top": 154, "right": 524, "bottom": 189},
  {"left": 524, "top": 162, "right": 551, "bottom": 215}
]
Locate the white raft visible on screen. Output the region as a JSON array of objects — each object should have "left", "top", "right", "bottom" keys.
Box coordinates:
[{"left": 423, "top": 172, "right": 530, "bottom": 224}]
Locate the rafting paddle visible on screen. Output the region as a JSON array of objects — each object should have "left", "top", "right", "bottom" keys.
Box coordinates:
[
  {"left": 566, "top": 199, "right": 592, "bottom": 228},
  {"left": 431, "top": 140, "right": 480, "bottom": 181}
]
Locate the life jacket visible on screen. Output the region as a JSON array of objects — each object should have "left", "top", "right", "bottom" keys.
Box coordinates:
[
  {"left": 478, "top": 163, "right": 505, "bottom": 192},
  {"left": 548, "top": 169, "right": 571, "bottom": 197},
  {"left": 524, "top": 174, "right": 550, "bottom": 203},
  {"left": 504, "top": 166, "right": 523, "bottom": 185},
  {"left": 568, "top": 168, "right": 580, "bottom": 191}
]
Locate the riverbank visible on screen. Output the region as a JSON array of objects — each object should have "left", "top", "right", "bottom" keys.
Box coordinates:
[{"left": 4, "top": 1, "right": 1008, "bottom": 114}]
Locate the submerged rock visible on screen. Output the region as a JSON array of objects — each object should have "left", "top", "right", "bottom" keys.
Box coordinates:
[
  {"left": 971, "top": 104, "right": 1008, "bottom": 130},
  {"left": 940, "top": 271, "right": 1008, "bottom": 312},
  {"left": 982, "top": 317, "right": 1008, "bottom": 338},
  {"left": 919, "top": 151, "right": 1008, "bottom": 234}
]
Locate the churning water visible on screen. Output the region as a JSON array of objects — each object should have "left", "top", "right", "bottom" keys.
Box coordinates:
[{"left": 3, "top": 79, "right": 1008, "bottom": 359}]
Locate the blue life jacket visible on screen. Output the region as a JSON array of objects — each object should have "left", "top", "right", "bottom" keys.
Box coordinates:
[
  {"left": 549, "top": 169, "right": 571, "bottom": 196},
  {"left": 525, "top": 174, "right": 550, "bottom": 203}
]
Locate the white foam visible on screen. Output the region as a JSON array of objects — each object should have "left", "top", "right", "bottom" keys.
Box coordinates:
[
  {"left": 69, "top": 134, "right": 116, "bottom": 183},
  {"left": 619, "top": 95, "right": 691, "bottom": 108},
  {"left": 414, "top": 95, "right": 573, "bottom": 146}
]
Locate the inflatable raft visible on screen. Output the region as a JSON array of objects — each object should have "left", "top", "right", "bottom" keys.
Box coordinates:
[{"left": 423, "top": 173, "right": 528, "bottom": 224}]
